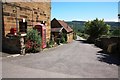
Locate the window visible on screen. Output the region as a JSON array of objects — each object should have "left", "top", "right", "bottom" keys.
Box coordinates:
[{"left": 19, "top": 21, "right": 27, "bottom": 33}]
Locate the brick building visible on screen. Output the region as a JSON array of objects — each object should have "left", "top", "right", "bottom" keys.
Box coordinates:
[{"left": 2, "top": 1, "right": 51, "bottom": 41}]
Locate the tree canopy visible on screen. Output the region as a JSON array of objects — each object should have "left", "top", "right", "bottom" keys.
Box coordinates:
[{"left": 84, "top": 18, "right": 110, "bottom": 42}]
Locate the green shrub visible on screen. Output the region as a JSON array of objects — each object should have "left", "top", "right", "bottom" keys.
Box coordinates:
[
  {"left": 81, "top": 34, "right": 89, "bottom": 39},
  {"left": 84, "top": 18, "right": 110, "bottom": 42},
  {"left": 76, "top": 32, "right": 89, "bottom": 39},
  {"left": 73, "top": 32, "right": 77, "bottom": 40},
  {"left": 25, "top": 29, "right": 41, "bottom": 53},
  {"left": 60, "top": 33, "right": 67, "bottom": 43},
  {"left": 77, "top": 32, "right": 82, "bottom": 37},
  {"left": 57, "top": 38, "right": 60, "bottom": 45},
  {"left": 46, "top": 39, "right": 54, "bottom": 48},
  {"left": 46, "top": 42, "right": 50, "bottom": 48},
  {"left": 61, "top": 36, "right": 66, "bottom": 43}
]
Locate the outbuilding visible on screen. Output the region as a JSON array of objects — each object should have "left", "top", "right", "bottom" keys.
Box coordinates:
[{"left": 51, "top": 18, "right": 73, "bottom": 43}]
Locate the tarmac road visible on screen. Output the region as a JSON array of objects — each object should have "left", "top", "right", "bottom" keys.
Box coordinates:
[{"left": 2, "top": 36, "right": 118, "bottom": 78}]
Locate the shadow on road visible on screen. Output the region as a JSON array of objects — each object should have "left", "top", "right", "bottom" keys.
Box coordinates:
[
  {"left": 76, "top": 39, "right": 120, "bottom": 66},
  {"left": 97, "top": 50, "right": 120, "bottom": 66},
  {"left": 2, "top": 49, "right": 20, "bottom": 57},
  {"left": 75, "top": 40, "right": 94, "bottom": 44}
]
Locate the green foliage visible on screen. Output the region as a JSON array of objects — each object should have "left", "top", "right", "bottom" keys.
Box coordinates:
[
  {"left": 67, "top": 21, "right": 85, "bottom": 33},
  {"left": 81, "top": 33, "right": 89, "bottom": 39},
  {"left": 25, "top": 29, "right": 41, "bottom": 53},
  {"left": 76, "top": 32, "right": 89, "bottom": 39},
  {"left": 73, "top": 32, "right": 77, "bottom": 40},
  {"left": 111, "top": 29, "right": 120, "bottom": 36},
  {"left": 84, "top": 18, "right": 110, "bottom": 42},
  {"left": 56, "top": 38, "right": 60, "bottom": 45},
  {"left": 26, "top": 29, "right": 41, "bottom": 45},
  {"left": 46, "top": 39, "right": 54, "bottom": 48},
  {"left": 60, "top": 33, "right": 67, "bottom": 43},
  {"left": 77, "top": 32, "right": 83, "bottom": 37},
  {"left": 67, "top": 21, "right": 118, "bottom": 35}
]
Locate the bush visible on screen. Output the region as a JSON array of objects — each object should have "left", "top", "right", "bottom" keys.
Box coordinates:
[
  {"left": 84, "top": 18, "right": 110, "bottom": 42},
  {"left": 81, "top": 34, "right": 89, "bottom": 39},
  {"left": 60, "top": 33, "right": 67, "bottom": 43},
  {"left": 77, "top": 32, "right": 82, "bottom": 37},
  {"left": 25, "top": 29, "right": 41, "bottom": 53},
  {"left": 73, "top": 32, "right": 77, "bottom": 40},
  {"left": 76, "top": 32, "right": 89, "bottom": 39},
  {"left": 46, "top": 39, "right": 54, "bottom": 48},
  {"left": 57, "top": 38, "right": 60, "bottom": 45},
  {"left": 61, "top": 36, "right": 66, "bottom": 43}
]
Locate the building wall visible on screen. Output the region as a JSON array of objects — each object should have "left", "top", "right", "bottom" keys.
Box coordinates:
[
  {"left": 2, "top": 2, "right": 51, "bottom": 41},
  {"left": 67, "top": 32, "right": 73, "bottom": 43}
]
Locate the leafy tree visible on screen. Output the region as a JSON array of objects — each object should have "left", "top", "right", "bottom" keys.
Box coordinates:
[{"left": 84, "top": 18, "right": 110, "bottom": 42}]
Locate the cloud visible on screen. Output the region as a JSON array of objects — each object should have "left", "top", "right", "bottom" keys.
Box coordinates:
[
  {"left": 104, "top": 18, "right": 118, "bottom": 22},
  {"left": 69, "top": 18, "right": 119, "bottom": 22}
]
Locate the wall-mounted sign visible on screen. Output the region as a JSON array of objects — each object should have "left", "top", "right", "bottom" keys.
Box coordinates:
[{"left": 23, "top": 18, "right": 25, "bottom": 22}]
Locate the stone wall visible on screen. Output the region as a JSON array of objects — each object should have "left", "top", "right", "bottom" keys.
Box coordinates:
[
  {"left": 67, "top": 32, "right": 73, "bottom": 43},
  {"left": 95, "top": 37, "right": 120, "bottom": 54},
  {"left": 2, "top": 1, "right": 51, "bottom": 41},
  {"left": 2, "top": 36, "right": 21, "bottom": 54}
]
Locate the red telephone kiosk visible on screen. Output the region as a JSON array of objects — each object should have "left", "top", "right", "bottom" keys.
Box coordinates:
[{"left": 34, "top": 23, "right": 46, "bottom": 49}]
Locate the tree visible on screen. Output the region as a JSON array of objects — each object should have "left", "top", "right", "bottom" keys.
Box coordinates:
[{"left": 84, "top": 18, "right": 110, "bottom": 42}]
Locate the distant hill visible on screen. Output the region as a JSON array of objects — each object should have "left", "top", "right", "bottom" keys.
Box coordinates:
[
  {"left": 66, "top": 21, "right": 119, "bottom": 32},
  {"left": 105, "top": 22, "right": 119, "bottom": 27},
  {"left": 66, "top": 21, "right": 85, "bottom": 32}
]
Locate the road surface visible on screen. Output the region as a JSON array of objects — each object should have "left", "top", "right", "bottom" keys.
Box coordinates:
[{"left": 2, "top": 37, "right": 118, "bottom": 78}]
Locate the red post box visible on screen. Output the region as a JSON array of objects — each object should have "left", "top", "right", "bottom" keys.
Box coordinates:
[{"left": 34, "top": 23, "right": 46, "bottom": 49}]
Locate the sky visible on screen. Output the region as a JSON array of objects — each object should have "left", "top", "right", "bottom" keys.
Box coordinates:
[
  {"left": 51, "top": 2, "right": 118, "bottom": 22},
  {"left": 51, "top": 0, "right": 119, "bottom": 2},
  {"left": 119, "top": 1, "right": 120, "bottom": 14}
]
